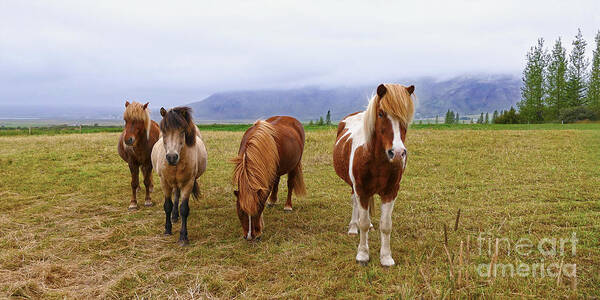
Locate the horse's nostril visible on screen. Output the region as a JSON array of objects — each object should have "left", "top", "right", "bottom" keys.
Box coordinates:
[
  {"left": 387, "top": 149, "right": 394, "bottom": 159},
  {"left": 127, "top": 137, "right": 134, "bottom": 144}
]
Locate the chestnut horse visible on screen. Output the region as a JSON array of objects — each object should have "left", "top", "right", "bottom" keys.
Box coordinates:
[
  {"left": 118, "top": 101, "right": 160, "bottom": 210},
  {"left": 232, "top": 116, "right": 306, "bottom": 241},
  {"left": 152, "top": 106, "right": 207, "bottom": 246},
  {"left": 333, "top": 84, "right": 415, "bottom": 266}
]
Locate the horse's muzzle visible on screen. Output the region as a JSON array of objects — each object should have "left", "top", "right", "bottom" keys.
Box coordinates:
[
  {"left": 166, "top": 153, "right": 179, "bottom": 165},
  {"left": 386, "top": 148, "right": 407, "bottom": 162}
]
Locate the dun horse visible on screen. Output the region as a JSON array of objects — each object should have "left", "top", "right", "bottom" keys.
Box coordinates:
[
  {"left": 232, "top": 116, "right": 306, "bottom": 241},
  {"left": 118, "top": 101, "right": 160, "bottom": 210},
  {"left": 152, "top": 107, "right": 207, "bottom": 245},
  {"left": 333, "top": 84, "right": 415, "bottom": 266}
]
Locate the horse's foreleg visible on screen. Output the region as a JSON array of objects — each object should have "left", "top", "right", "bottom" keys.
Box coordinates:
[
  {"left": 162, "top": 185, "right": 173, "bottom": 235},
  {"left": 171, "top": 189, "right": 180, "bottom": 223},
  {"left": 267, "top": 176, "right": 280, "bottom": 207},
  {"left": 348, "top": 194, "right": 359, "bottom": 235},
  {"left": 142, "top": 164, "right": 153, "bottom": 207},
  {"left": 178, "top": 184, "right": 193, "bottom": 246},
  {"left": 380, "top": 198, "right": 396, "bottom": 267},
  {"left": 356, "top": 196, "right": 371, "bottom": 265},
  {"left": 128, "top": 164, "right": 140, "bottom": 210}
]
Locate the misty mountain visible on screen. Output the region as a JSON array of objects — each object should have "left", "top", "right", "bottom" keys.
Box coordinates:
[{"left": 188, "top": 74, "right": 521, "bottom": 122}]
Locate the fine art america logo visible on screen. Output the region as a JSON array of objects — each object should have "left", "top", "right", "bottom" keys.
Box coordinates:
[{"left": 475, "top": 232, "right": 577, "bottom": 278}]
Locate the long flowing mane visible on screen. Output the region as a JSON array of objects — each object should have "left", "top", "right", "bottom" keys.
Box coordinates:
[
  {"left": 124, "top": 102, "right": 152, "bottom": 140},
  {"left": 364, "top": 84, "right": 415, "bottom": 144},
  {"left": 232, "top": 121, "right": 279, "bottom": 215},
  {"left": 160, "top": 106, "right": 197, "bottom": 146}
]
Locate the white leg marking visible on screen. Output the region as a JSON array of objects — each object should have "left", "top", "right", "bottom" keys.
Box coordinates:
[
  {"left": 380, "top": 200, "right": 396, "bottom": 266},
  {"left": 246, "top": 215, "right": 252, "bottom": 240},
  {"left": 356, "top": 202, "right": 370, "bottom": 263},
  {"left": 348, "top": 194, "right": 359, "bottom": 235}
]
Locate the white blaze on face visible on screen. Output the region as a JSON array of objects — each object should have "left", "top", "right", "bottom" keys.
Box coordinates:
[{"left": 387, "top": 115, "right": 407, "bottom": 167}]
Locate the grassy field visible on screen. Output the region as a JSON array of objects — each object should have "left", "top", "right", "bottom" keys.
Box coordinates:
[{"left": 0, "top": 126, "right": 599, "bottom": 298}]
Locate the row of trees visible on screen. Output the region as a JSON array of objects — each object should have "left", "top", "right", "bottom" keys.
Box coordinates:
[
  {"left": 308, "top": 110, "right": 332, "bottom": 126},
  {"left": 518, "top": 29, "right": 600, "bottom": 123}
]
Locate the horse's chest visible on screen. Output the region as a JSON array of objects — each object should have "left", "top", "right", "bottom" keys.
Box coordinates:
[
  {"left": 161, "top": 164, "right": 194, "bottom": 187},
  {"left": 354, "top": 161, "right": 402, "bottom": 196}
]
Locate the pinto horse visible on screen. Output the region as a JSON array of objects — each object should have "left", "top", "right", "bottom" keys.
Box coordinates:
[
  {"left": 232, "top": 116, "right": 306, "bottom": 241},
  {"left": 333, "top": 84, "right": 415, "bottom": 266},
  {"left": 152, "top": 107, "right": 208, "bottom": 246},
  {"left": 118, "top": 101, "right": 160, "bottom": 210}
]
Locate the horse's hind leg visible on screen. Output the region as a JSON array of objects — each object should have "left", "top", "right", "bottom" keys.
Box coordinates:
[
  {"left": 142, "top": 164, "right": 153, "bottom": 207},
  {"left": 266, "top": 176, "right": 280, "bottom": 207},
  {"left": 128, "top": 163, "right": 140, "bottom": 210},
  {"left": 284, "top": 172, "right": 296, "bottom": 211},
  {"left": 171, "top": 189, "right": 180, "bottom": 223}
]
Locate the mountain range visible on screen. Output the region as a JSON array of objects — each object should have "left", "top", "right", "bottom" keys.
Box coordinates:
[{"left": 188, "top": 74, "right": 521, "bottom": 122}]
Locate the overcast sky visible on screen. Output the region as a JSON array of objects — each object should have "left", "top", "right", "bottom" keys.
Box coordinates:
[{"left": 1, "top": 0, "right": 598, "bottom": 108}]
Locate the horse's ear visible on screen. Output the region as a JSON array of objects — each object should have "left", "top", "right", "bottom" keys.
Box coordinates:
[
  {"left": 377, "top": 84, "right": 387, "bottom": 98},
  {"left": 160, "top": 107, "right": 167, "bottom": 117},
  {"left": 125, "top": 101, "right": 130, "bottom": 107},
  {"left": 406, "top": 85, "right": 415, "bottom": 95},
  {"left": 143, "top": 102, "right": 149, "bottom": 110}
]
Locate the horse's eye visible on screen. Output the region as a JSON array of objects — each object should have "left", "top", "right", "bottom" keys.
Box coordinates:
[{"left": 378, "top": 111, "right": 384, "bottom": 118}]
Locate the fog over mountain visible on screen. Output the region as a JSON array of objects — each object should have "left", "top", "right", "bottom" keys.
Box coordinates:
[{"left": 0, "top": 74, "right": 521, "bottom": 123}]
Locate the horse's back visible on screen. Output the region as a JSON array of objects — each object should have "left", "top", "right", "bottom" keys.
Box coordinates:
[
  {"left": 266, "top": 116, "right": 305, "bottom": 173},
  {"left": 193, "top": 132, "right": 208, "bottom": 178}
]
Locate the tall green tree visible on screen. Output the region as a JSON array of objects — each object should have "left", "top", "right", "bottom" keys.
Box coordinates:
[
  {"left": 485, "top": 112, "right": 489, "bottom": 124},
  {"left": 518, "top": 38, "right": 547, "bottom": 123},
  {"left": 588, "top": 30, "right": 600, "bottom": 112},
  {"left": 545, "top": 37, "right": 568, "bottom": 120},
  {"left": 566, "top": 28, "right": 590, "bottom": 107},
  {"left": 455, "top": 112, "right": 459, "bottom": 123},
  {"left": 435, "top": 115, "right": 439, "bottom": 124},
  {"left": 326, "top": 110, "right": 331, "bottom": 125},
  {"left": 492, "top": 110, "right": 498, "bottom": 123}
]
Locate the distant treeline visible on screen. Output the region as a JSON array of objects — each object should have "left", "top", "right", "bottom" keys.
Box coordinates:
[{"left": 503, "top": 28, "right": 600, "bottom": 123}]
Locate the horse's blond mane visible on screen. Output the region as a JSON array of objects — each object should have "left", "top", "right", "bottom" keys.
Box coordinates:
[
  {"left": 124, "top": 102, "right": 151, "bottom": 140},
  {"left": 232, "top": 121, "right": 279, "bottom": 215},
  {"left": 364, "top": 84, "right": 415, "bottom": 145}
]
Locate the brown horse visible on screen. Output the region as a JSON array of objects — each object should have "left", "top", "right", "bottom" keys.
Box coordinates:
[
  {"left": 232, "top": 116, "right": 306, "bottom": 241},
  {"left": 152, "top": 107, "right": 207, "bottom": 245},
  {"left": 333, "top": 84, "right": 415, "bottom": 266},
  {"left": 118, "top": 101, "right": 160, "bottom": 210}
]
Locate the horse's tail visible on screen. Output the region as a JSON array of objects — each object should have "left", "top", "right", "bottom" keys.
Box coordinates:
[
  {"left": 292, "top": 162, "right": 307, "bottom": 197},
  {"left": 191, "top": 180, "right": 200, "bottom": 201}
]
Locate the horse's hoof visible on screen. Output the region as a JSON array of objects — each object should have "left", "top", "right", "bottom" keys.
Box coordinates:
[
  {"left": 266, "top": 201, "right": 276, "bottom": 207},
  {"left": 370, "top": 223, "right": 374, "bottom": 230},
  {"left": 348, "top": 229, "right": 358, "bottom": 235},
  {"left": 283, "top": 206, "right": 293, "bottom": 212},
  {"left": 356, "top": 250, "right": 369, "bottom": 264},
  {"left": 149, "top": 187, "right": 154, "bottom": 193},
  {"left": 144, "top": 201, "right": 154, "bottom": 207},
  {"left": 356, "top": 260, "right": 369, "bottom": 266},
  {"left": 178, "top": 240, "right": 189, "bottom": 246},
  {"left": 380, "top": 257, "right": 395, "bottom": 267},
  {"left": 128, "top": 205, "right": 138, "bottom": 211},
  {"left": 164, "top": 231, "right": 172, "bottom": 236}
]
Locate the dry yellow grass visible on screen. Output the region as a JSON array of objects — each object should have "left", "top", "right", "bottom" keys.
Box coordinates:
[{"left": 0, "top": 128, "right": 599, "bottom": 298}]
